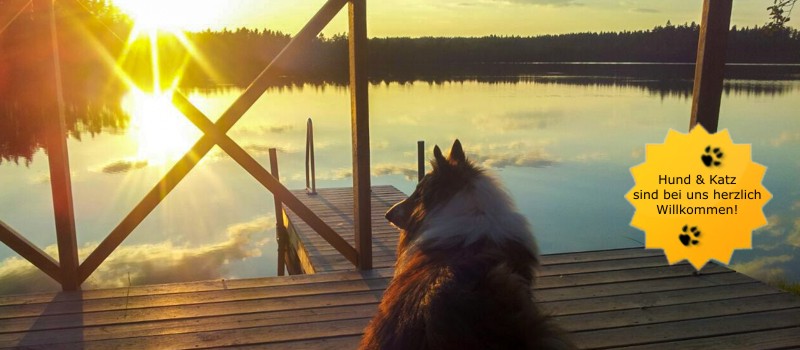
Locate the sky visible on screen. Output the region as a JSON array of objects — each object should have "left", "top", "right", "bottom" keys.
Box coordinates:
[{"left": 122, "top": 0, "right": 786, "bottom": 37}]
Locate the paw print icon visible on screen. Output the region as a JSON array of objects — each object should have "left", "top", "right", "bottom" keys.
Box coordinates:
[
  {"left": 679, "top": 225, "right": 701, "bottom": 246},
  {"left": 702, "top": 146, "right": 723, "bottom": 167}
]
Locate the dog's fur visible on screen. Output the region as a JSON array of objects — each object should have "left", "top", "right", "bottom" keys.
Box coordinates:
[{"left": 359, "top": 140, "right": 573, "bottom": 350}]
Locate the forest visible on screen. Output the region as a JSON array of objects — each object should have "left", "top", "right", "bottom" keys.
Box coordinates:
[
  {"left": 1, "top": 0, "right": 799, "bottom": 165},
  {"left": 184, "top": 22, "right": 800, "bottom": 86},
  {"left": 1, "top": 0, "right": 799, "bottom": 89}
]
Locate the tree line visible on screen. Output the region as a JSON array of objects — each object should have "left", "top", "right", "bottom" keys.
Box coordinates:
[
  {"left": 1, "top": 0, "right": 799, "bottom": 165},
  {"left": 2, "top": 1, "right": 799, "bottom": 89},
  {"left": 182, "top": 22, "right": 800, "bottom": 86}
]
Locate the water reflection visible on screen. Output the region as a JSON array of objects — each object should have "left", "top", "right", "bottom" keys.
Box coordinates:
[
  {"left": 0, "top": 215, "right": 272, "bottom": 295},
  {"left": 1, "top": 65, "right": 799, "bottom": 295},
  {"left": 0, "top": 99, "right": 128, "bottom": 165},
  {"left": 121, "top": 90, "right": 201, "bottom": 165},
  {"left": 2, "top": 64, "right": 798, "bottom": 165}
]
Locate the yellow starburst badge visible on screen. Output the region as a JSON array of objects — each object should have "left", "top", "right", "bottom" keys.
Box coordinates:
[{"left": 625, "top": 126, "right": 771, "bottom": 270}]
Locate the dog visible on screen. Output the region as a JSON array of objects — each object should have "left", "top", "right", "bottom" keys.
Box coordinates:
[{"left": 360, "top": 139, "right": 573, "bottom": 350}]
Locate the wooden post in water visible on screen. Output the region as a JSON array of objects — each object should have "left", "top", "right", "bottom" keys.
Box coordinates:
[
  {"left": 45, "top": 0, "right": 80, "bottom": 291},
  {"left": 349, "top": 0, "right": 372, "bottom": 270},
  {"left": 269, "top": 149, "right": 287, "bottom": 276},
  {"left": 417, "top": 141, "right": 425, "bottom": 182},
  {"left": 690, "top": 0, "right": 732, "bottom": 133},
  {"left": 305, "top": 118, "right": 317, "bottom": 195}
]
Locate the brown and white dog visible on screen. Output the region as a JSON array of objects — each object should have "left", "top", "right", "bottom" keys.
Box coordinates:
[{"left": 360, "top": 140, "right": 573, "bottom": 350}]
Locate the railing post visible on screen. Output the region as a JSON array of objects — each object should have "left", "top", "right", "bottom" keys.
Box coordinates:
[
  {"left": 349, "top": 0, "right": 371, "bottom": 270},
  {"left": 45, "top": 0, "right": 80, "bottom": 291},
  {"left": 689, "top": 0, "right": 732, "bottom": 133},
  {"left": 417, "top": 140, "right": 425, "bottom": 182},
  {"left": 268, "top": 148, "right": 287, "bottom": 276},
  {"left": 305, "top": 118, "right": 317, "bottom": 195}
]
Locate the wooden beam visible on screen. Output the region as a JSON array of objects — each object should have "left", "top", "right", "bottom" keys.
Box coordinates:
[
  {"left": 46, "top": 0, "right": 80, "bottom": 291},
  {"left": 77, "top": 0, "right": 348, "bottom": 283},
  {"left": 172, "top": 94, "right": 359, "bottom": 266},
  {"left": 0, "top": 221, "right": 62, "bottom": 284},
  {"left": 417, "top": 140, "right": 425, "bottom": 182},
  {"left": 305, "top": 118, "right": 316, "bottom": 195},
  {"left": 269, "top": 148, "right": 287, "bottom": 276},
  {"left": 349, "top": 0, "right": 372, "bottom": 270},
  {"left": 690, "top": 0, "right": 732, "bottom": 133}
]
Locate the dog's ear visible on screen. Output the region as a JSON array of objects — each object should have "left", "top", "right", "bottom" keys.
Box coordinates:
[
  {"left": 433, "top": 145, "right": 446, "bottom": 164},
  {"left": 448, "top": 139, "right": 466, "bottom": 164}
]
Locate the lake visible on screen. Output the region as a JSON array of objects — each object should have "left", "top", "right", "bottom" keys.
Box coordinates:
[{"left": 1, "top": 63, "right": 798, "bottom": 295}]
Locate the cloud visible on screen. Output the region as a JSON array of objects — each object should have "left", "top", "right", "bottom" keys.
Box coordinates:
[
  {"left": 468, "top": 142, "right": 556, "bottom": 168},
  {"left": 473, "top": 110, "right": 563, "bottom": 131},
  {"left": 771, "top": 131, "right": 800, "bottom": 147},
  {"left": 233, "top": 124, "right": 296, "bottom": 136},
  {"left": 573, "top": 152, "right": 608, "bottom": 162},
  {"left": 632, "top": 7, "right": 660, "bottom": 13},
  {"left": 731, "top": 254, "right": 793, "bottom": 282},
  {"left": 473, "top": 151, "right": 557, "bottom": 168},
  {"left": 373, "top": 164, "right": 419, "bottom": 181},
  {"left": 300, "top": 167, "right": 352, "bottom": 181},
  {"left": 207, "top": 143, "right": 301, "bottom": 161},
  {"left": 0, "top": 216, "right": 273, "bottom": 295},
  {"left": 787, "top": 218, "right": 800, "bottom": 248},
  {"left": 307, "top": 164, "right": 418, "bottom": 182},
  {"left": 264, "top": 125, "right": 294, "bottom": 134},
  {"left": 756, "top": 215, "right": 784, "bottom": 237},
  {"left": 372, "top": 140, "right": 389, "bottom": 150},
  {"left": 99, "top": 159, "right": 148, "bottom": 174},
  {"left": 755, "top": 241, "right": 784, "bottom": 251},
  {"left": 448, "top": 141, "right": 559, "bottom": 169},
  {"left": 753, "top": 215, "right": 788, "bottom": 250}
]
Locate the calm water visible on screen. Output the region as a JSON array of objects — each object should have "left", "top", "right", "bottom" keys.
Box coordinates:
[{"left": 1, "top": 64, "right": 799, "bottom": 295}]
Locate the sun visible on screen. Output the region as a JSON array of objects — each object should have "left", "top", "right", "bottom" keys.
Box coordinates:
[
  {"left": 108, "top": 1, "right": 223, "bottom": 166},
  {"left": 112, "top": 0, "right": 221, "bottom": 32},
  {"left": 122, "top": 89, "right": 201, "bottom": 165}
]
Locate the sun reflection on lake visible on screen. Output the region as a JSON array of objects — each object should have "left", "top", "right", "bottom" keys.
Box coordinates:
[{"left": 121, "top": 90, "right": 200, "bottom": 165}]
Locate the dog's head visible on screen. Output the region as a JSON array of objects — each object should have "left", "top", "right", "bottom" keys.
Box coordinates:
[{"left": 386, "top": 139, "right": 483, "bottom": 253}]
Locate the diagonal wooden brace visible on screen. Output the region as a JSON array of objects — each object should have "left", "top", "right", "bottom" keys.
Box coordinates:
[
  {"left": 172, "top": 94, "right": 359, "bottom": 265},
  {"left": 0, "top": 220, "right": 62, "bottom": 284},
  {"left": 77, "top": 0, "right": 349, "bottom": 283}
]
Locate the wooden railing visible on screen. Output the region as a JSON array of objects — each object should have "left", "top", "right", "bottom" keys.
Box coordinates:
[
  {"left": 268, "top": 148, "right": 289, "bottom": 277},
  {"left": 690, "top": 0, "right": 732, "bottom": 133},
  {"left": 305, "top": 118, "right": 318, "bottom": 195},
  {"left": 0, "top": 0, "right": 730, "bottom": 292},
  {"left": 0, "top": 0, "right": 373, "bottom": 291},
  {"left": 417, "top": 140, "right": 425, "bottom": 182}
]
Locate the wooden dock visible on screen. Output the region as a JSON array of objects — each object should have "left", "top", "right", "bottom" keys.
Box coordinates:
[
  {"left": 282, "top": 186, "right": 405, "bottom": 274},
  {"left": 1, "top": 185, "right": 799, "bottom": 349}
]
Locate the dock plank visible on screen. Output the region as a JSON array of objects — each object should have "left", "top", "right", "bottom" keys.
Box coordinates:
[
  {"left": 283, "top": 186, "right": 403, "bottom": 273},
  {"left": 557, "top": 293, "right": 800, "bottom": 332},
  {"left": 618, "top": 326, "right": 800, "bottom": 350},
  {"left": 572, "top": 308, "right": 800, "bottom": 349}
]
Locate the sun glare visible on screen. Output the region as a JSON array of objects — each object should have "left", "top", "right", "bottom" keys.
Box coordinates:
[
  {"left": 122, "top": 90, "right": 201, "bottom": 165},
  {"left": 106, "top": 0, "right": 225, "bottom": 166},
  {"left": 112, "top": 0, "right": 221, "bottom": 32}
]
